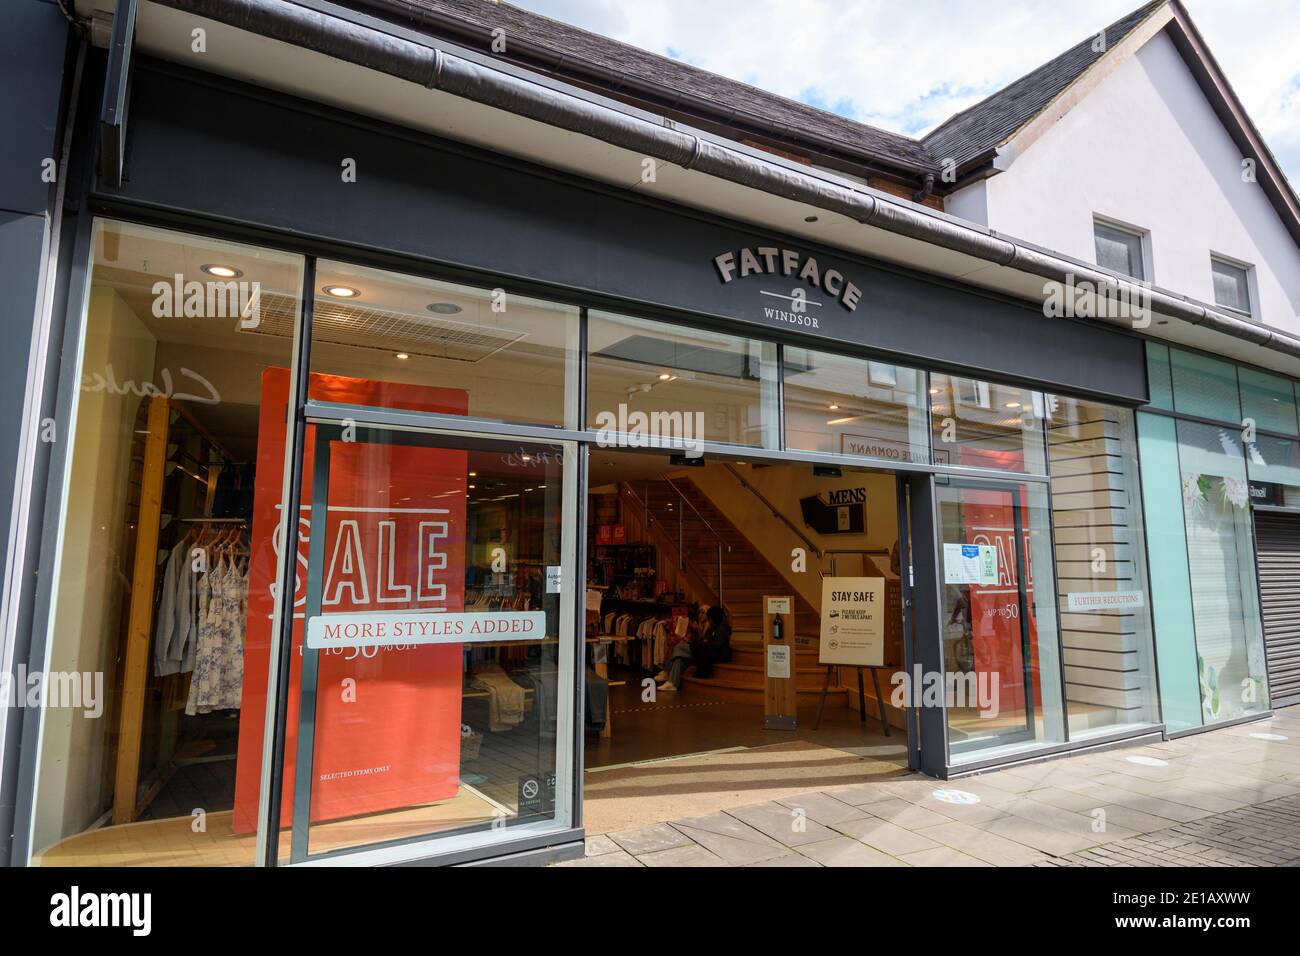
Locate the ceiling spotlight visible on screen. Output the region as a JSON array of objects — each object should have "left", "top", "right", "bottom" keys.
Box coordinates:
[
  {"left": 827, "top": 404, "right": 840, "bottom": 411},
  {"left": 520, "top": 454, "right": 532, "bottom": 462},
  {"left": 658, "top": 372, "right": 675, "bottom": 381},
  {"left": 804, "top": 215, "right": 819, "bottom": 223},
  {"left": 928, "top": 387, "right": 940, "bottom": 395},
  {"left": 1005, "top": 401, "right": 1022, "bottom": 409},
  {"left": 427, "top": 302, "right": 463, "bottom": 314},
  {"left": 323, "top": 285, "right": 360, "bottom": 298},
  {"left": 395, "top": 352, "right": 409, "bottom": 360},
  {"left": 468, "top": 484, "right": 476, "bottom": 489},
  {"left": 201, "top": 263, "right": 243, "bottom": 278},
  {"left": 468, "top": 471, "right": 477, "bottom": 477}
]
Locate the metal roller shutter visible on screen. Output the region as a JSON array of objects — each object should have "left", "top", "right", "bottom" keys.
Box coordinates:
[{"left": 1255, "top": 511, "right": 1300, "bottom": 709}]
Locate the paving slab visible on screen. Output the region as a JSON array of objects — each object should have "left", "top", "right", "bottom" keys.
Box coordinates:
[
  {"left": 796, "top": 836, "right": 911, "bottom": 867},
  {"left": 725, "top": 801, "right": 841, "bottom": 847}
]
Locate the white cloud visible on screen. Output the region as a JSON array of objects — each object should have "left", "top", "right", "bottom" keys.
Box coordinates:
[{"left": 511, "top": 0, "right": 1300, "bottom": 182}]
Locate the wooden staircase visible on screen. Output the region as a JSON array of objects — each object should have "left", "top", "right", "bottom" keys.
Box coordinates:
[
  {"left": 630, "top": 476, "right": 846, "bottom": 705},
  {"left": 683, "top": 637, "right": 849, "bottom": 705}
]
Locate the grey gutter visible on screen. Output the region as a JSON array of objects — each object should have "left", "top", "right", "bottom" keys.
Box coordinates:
[
  {"left": 150, "top": 0, "right": 1300, "bottom": 363},
  {"left": 339, "top": 0, "right": 937, "bottom": 183}
]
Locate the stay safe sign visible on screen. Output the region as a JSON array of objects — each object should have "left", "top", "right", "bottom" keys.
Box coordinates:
[{"left": 819, "top": 577, "right": 885, "bottom": 667}]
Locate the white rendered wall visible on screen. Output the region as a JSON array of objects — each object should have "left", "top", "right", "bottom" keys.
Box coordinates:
[{"left": 946, "top": 30, "right": 1300, "bottom": 336}]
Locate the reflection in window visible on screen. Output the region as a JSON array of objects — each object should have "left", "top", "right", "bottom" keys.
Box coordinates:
[
  {"left": 938, "top": 480, "right": 1064, "bottom": 764},
  {"left": 1246, "top": 434, "right": 1300, "bottom": 508},
  {"left": 929, "top": 373, "right": 1046, "bottom": 474},
  {"left": 1238, "top": 367, "right": 1299, "bottom": 437},
  {"left": 1047, "top": 396, "right": 1158, "bottom": 738},
  {"left": 307, "top": 260, "right": 579, "bottom": 427},
  {"left": 33, "top": 220, "right": 304, "bottom": 866},
  {"left": 1176, "top": 420, "right": 1269, "bottom": 721},
  {"left": 1211, "top": 257, "right": 1252, "bottom": 315},
  {"left": 1094, "top": 220, "right": 1146, "bottom": 280},
  {"left": 586, "top": 310, "right": 778, "bottom": 449},
  {"left": 270, "top": 427, "right": 577, "bottom": 860},
  {"left": 782, "top": 348, "right": 929, "bottom": 463}
]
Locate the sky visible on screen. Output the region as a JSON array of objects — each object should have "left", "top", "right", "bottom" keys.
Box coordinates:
[{"left": 509, "top": 0, "right": 1300, "bottom": 184}]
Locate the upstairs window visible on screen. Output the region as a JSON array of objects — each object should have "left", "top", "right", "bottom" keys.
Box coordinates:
[
  {"left": 1093, "top": 219, "right": 1147, "bottom": 280},
  {"left": 1211, "top": 256, "right": 1253, "bottom": 316}
]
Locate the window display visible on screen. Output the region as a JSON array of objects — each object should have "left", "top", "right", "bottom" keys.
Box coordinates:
[{"left": 33, "top": 220, "right": 303, "bottom": 865}]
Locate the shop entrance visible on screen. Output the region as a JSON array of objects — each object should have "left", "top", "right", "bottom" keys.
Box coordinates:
[{"left": 581, "top": 449, "right": 912, "bottom": 832}]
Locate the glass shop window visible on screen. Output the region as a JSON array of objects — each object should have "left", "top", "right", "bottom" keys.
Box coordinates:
[
  {"left": 31, "top": 220, "right": 303, "bottom": 866},
  {"left": 307, "top": 260, "right": 580, "bottom": 428},
  {"left": 1046, "top": 395, "right": 1159, "bottom": 739},
  {"left": 586, "top": 310, "right": 779, "bottom": 450},
  {"left": 261, "top": 425, "right": 578, "bottom": 863},
  {"left": 929, "top": 373, "right": 1047, "bottom": 474},
  {"left": 782, "top": 347, "right": 930, "bottom": 464}
]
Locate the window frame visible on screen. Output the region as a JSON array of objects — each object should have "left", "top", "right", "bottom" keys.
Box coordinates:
[
  {"left": 1210, "top": 253, "right": 1256, "bottom": 319},
  {"left": 1093, "top": 216, "right": 1151, "bottom": 282}
]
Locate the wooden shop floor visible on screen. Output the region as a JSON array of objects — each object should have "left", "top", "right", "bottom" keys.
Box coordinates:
[
  {"left": 585, "top": 669, "right": 908, "bottom": 770},
  {"left": 34, "top": 786, "right": 503, "bottom": 867}
]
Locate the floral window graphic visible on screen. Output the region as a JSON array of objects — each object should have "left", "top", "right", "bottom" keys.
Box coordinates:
[{"left": 1180, "top": 469, "right": 1268, "bottom": 721}]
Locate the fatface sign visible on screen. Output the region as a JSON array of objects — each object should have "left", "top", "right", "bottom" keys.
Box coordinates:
[{"left": 713, "top": 247, "right": 862, "bottom": 331}]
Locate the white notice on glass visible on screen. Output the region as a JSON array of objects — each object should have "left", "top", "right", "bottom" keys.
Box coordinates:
[
  {"left": 943, "top": 543, "right": 997, "bottom": 586},
  {"left": 546, "top": 565, "right": 563, "bottom": 594}
]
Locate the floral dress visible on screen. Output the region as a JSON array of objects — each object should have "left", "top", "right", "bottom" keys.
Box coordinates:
[{"left": 186, "top": 555, "right": 248, "bottom": 714}]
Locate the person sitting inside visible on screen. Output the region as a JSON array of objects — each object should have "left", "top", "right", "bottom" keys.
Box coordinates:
[{"left": 655, "top": 605, "right": 732, "bottom": 692}]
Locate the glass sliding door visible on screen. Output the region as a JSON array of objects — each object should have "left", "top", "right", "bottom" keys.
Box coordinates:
[
  {"left": 265, "top": 421, "right": 578, "bottom": 864},
  {"left": 937, "top": 479, "right": 1065, "bottom": 763}
]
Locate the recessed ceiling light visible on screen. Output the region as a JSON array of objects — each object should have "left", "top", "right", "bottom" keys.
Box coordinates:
[
  {"left": 658, "top": 372, "right": 674, "bottom": 381},
  {"left": 804, "top": 215, "right": 819, "bottom": 223},
  {"left": 468, "top": 484, "right": 476, "bottom": 489},
  {"left": 928, "top": 387, "right": 940, "bottom": 395},
  {"left": 395, "top": 352, "right": 409, "bottom": 360},
  {"left": 323, "top": 285, "right": 360, "bottom": 298},
  {"left": 1005, "top": 401, "right": 1022, "bottom": 409},
  {"left": 520, "top": 454, "right": 532, "bottom": 462},
  {"left": 427, "top": 302, "right": 463, "bottom": 314},
  {"left": 827, "top": 404, "right": 840, "bottom": 411},
  {"left": 201, "top": 264, "right": 243, "bottom": 278},
  {"left": 468, "top": 471, "right": 477, "bottom": 477}
]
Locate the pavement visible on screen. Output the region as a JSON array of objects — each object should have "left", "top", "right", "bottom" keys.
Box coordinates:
[{"left": 556, "top": 708, "right": 1300, "bottom": 867}]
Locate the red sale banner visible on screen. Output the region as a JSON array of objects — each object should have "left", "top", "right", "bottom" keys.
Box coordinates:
[
  {"left": 232, "top": 368, "right": 469, "bottom": 833},
  {"left": 963, "top": 487, "right": 1041, "bottom": 717}
]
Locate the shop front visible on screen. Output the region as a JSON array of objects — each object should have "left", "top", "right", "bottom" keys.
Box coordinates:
[
  {"left": 1139, "top": 343, "right": 1300, "bottom": 725},
  {"left": 10, "top": 51, "right": 1167, "bottom": 868}
]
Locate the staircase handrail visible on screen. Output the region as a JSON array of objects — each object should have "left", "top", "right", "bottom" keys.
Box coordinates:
[{"left": 722, "top": 464, "right": 824, "bottom": 559}]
